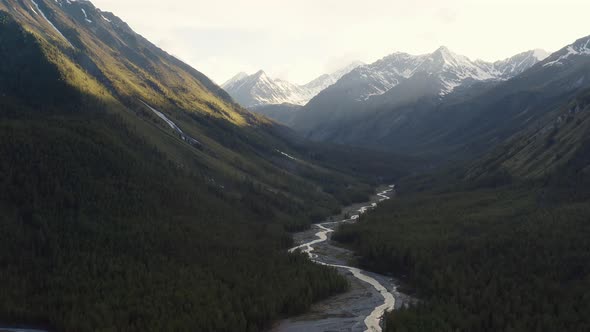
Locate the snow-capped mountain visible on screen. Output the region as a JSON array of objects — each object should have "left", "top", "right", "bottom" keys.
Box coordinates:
[
  {"left": 223, "top": 62, "right": 363, "bottom": 108},
  {"left": 292, "top": 46, "right": 552, "bottom": 135},
  {"left": 543, "top": 35, "right": 590, "bottom": 67},
  {"left": 222, "top": 70, "right": 311, "bottom": 107},
  {"left": 302, "top": 61, "right": 365, "bottom": 94},
  {"left": 320, "top": 46, "right": 549, "bottom": 103},
  {"left": 493, "top": 49, "right": 549, "bottom": 78},
  {"left": 291, "top": 36, "right": 590, "bottom": 157}
]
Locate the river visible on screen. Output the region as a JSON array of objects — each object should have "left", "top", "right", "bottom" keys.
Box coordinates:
[{"left": 273, "top": 185, "right": 411, "bottom": 332}]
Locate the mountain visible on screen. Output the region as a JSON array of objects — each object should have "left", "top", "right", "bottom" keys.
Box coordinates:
[
  {"left": 329, "top": 52, "right": 590, "bottom": 332},
  {"left": 302, "top": 61, "right": 366, "bottom": 93},
  {"left": 291, "top": 47, "right": 549, "bottom": 134},
  {"left": 222, "top": 70, "right": 312, "bottom": 107},
  {"left": 287, "top": 41, "right": 589, "bottom": 163},
  {"left": 492, "top": 49, "right": 550, "bottom": 78},
  {"left": 421, "top": 35, "right": 590, "bottom": 159},
  {"left": 0, "top": 1, "right": 413, "bottom": 330},
  {"left": 222, "top": 62, "right": 363, "bottom": 108}
]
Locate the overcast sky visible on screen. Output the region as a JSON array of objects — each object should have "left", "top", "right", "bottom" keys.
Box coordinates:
[{"left": 91, "top": 0, "right": 590, "bottom": 85}]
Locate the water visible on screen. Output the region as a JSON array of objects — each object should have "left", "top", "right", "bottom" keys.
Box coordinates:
[{"left": 278, "top": 186, "right": 400, "bottom": 332}]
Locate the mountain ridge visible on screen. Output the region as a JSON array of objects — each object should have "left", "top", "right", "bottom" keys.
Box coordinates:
[
  {"left": 294, "top": 36, "right": 590, "bottom": 163},
  {"left": 222, "top": 62, "right": 363, "bottom": 108}
]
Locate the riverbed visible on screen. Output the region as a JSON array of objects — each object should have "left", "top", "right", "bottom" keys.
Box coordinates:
[{"left": 272, "top": 185, "right": 411, "bottom": 332}]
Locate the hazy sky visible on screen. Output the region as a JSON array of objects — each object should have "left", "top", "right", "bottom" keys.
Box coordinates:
[{"left": 91, "top": 0, "right": 590, "bottom": 85}]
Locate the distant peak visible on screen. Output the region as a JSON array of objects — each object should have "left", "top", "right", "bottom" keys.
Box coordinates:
[{"left": 430, "top": 46, "right": 465, "bottom": 66}]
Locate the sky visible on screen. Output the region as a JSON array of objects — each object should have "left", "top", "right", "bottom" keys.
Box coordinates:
[{"left": 90, "top": 0, "right": 590, "bottom": 85}]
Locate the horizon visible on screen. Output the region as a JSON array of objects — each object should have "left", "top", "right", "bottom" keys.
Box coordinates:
[{"left": 89, "top": 0, "right": 589, "bottom": 85}]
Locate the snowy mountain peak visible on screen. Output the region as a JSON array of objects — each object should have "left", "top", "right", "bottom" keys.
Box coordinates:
[
  {"left": 312, "top": 47, "right": 549, "bottom": 103},
  {"left": 223, "top": 62, "right": 362, "bottom": 108},
  {"left": 428, "top": 46, "right": 478, "bottom": 71}
]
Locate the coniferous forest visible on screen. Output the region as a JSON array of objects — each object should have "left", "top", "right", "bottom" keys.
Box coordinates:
[
  {"left": 335, "top": 172, "right": 590, "bottom": 331},
  {"left": 0, "top": 111, "right": 354, "bottom": 332}
]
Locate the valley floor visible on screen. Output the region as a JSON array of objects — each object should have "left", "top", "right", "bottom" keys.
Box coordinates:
[{"left": 272, "top": 187, "right": 412, "bottom": 332}]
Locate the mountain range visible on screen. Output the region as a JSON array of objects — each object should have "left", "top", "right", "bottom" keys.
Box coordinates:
[
  {"left": 294, "top": 36, "right": 590, "bottom": 160},
  {"left": 222, "top": 62, "right": 363, "bottom": 108},
  {"left": 289, "top": 47, "right": 550, "bottom": 135}
]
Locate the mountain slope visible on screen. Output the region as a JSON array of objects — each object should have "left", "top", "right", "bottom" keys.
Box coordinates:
[
  {"left": 466, "top": 87, "right": 590, "bottom": 189},
  {"left": 0, "top": 2, "right": 408, "bottom": 330},
  {"left": 0, "top": 0, "right": 381, "bottom": 212}
]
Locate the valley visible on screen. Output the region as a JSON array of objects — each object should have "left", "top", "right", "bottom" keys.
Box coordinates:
[{"left": 1, "top": 0, "right": 590, "bottom": 331}]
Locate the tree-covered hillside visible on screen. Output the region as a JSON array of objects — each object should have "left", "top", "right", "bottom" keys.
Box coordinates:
[
  {"left": 336, "top": 185, "right": 590, "bottom": 332},
  {"left": 0, "top": 5, "right": 411, "bottom": 331}
]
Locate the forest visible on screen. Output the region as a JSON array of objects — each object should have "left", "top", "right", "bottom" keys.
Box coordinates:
[
  {"left": 0, "top": 109, "right": 356, "bottom": 332},
  {"left": 334, "top": 171, "right": 590, "bottom": 331}
]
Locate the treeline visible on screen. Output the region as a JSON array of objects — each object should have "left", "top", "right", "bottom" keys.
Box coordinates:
[{"left": 334, "top": 184, "right": 590, "bottom": 331}]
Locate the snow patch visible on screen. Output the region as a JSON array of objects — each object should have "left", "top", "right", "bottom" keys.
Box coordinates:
[
  {"left": 140, "top": 101, "right": 200, "bottom": 146},
  {"left": 81, "top": 8, "right": 92, "bottom": 23},
  {"left": 276, "top": 149, "right": 298, "bottom": 161},
  {"left": 30, "top": 0, "right": 74, "bottom": 47}
]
